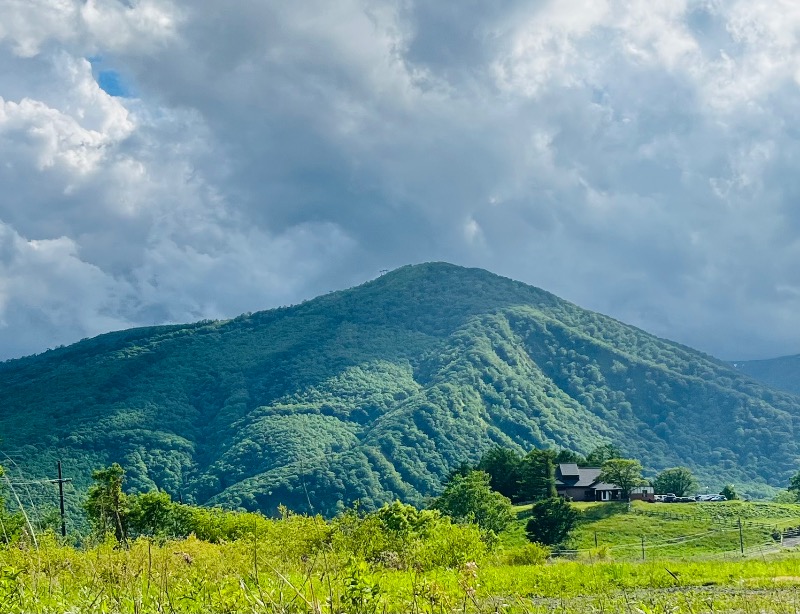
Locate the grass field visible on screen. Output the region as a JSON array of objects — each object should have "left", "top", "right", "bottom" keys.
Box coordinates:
[
  {"left": 509, "top": 500, "right": 798, "bottom": 560},
  {"left": 3, "top": 535, "right": 800, "bottom": 613},
  {"left": 3, "top": 500, "right": 800, "bottom": 612}
]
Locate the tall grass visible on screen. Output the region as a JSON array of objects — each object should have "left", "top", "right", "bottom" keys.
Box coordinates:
[{"left": 1, "top": 527, "right": 800, "bottom": 612}]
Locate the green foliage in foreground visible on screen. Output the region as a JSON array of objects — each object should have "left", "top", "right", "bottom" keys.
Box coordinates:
[
  {"left": 2, "top": 529, "right": 800, "bottom": 613},
  {"left": 85, "top": 462, "right": 127, "bottom": 542},
  {"left": 6, "top": 495, "right": 800, "bottom": 612},
  {"left": 4, "top": 262, "right": 800, "bottom": 519}
]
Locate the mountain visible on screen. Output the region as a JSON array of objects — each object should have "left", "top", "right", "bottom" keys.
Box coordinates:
[
  {"left": 732, "top": 355, "right": 800, "bottom": 397},
  {"left": 1, "top": 262, "right": 799, "bottom": 517}
]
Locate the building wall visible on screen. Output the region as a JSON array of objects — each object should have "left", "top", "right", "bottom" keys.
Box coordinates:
[{"left": 559, "top": 487, "right": 595, "bottom": 501}]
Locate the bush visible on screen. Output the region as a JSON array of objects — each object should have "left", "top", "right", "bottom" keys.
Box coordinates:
[
  {"left": 505, "top": 542, "right": 550, "bottom": 566},
  {"left": 430, "top": 471, "right": 514, "bottom": 535},
  {"left": 525, "top": 497, "right": 579, "bottom": 546},
  {"left": 330, "top": 502, "right": 487, "bottom": 571}
]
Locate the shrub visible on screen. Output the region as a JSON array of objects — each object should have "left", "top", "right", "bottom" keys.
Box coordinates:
[
  {"left": 526, "top": 497, "right": 579, "bottom": 546},
  {"left": 505, "top": 542, "right": 550, "bottom": 565}
]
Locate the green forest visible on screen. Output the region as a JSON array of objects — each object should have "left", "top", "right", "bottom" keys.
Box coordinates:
[{"left": 2, "top": 262, "right": 800, "bottom": 518}]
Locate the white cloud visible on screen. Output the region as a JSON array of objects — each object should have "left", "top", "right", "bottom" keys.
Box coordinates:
[
  {"left": 1, "top": 0, "right": 800, "bottom": 360},
  {"left": 0, "top": 0, "right": 178, "bottom": 57}
]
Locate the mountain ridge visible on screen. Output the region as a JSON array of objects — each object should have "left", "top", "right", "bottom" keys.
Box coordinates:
[
  {"left": 733, "top": 354, "right": 800, "bottom": 396},
  {"left": 1, "top": 262, "right": 798, "bottom": 516}
]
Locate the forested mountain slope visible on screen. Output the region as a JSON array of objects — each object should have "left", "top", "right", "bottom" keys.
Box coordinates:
[
  {"left": 733, "top": 355, "right": 800, "bottom": 396},
  {"left": 1, "top": 262, "right": 798, "bottom": 515}
]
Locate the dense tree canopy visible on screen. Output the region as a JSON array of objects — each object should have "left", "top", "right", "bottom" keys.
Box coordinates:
[
  {"left": 476, "top": 447, "right": 523, "bottom": 500},
  {"left": 430, "top": 471, "right": 514, "bottom": 535},
  {"left": 0, "top": 465, "right": 25, "bottom": 543},
  {"left": 653, "top": 467, "right": 697, "bottom": 497},
  {"left": 517, "top": 450, "right": 557, "bottom": 503},
  {"left": 599, "top": 459, "right": 646, "bottom": 499},
  {"left": 585, "top": 444, "right": 624, "bottom": 467},
  {"left": 788, "top": 472, "right": 800, "bottom": 501}
]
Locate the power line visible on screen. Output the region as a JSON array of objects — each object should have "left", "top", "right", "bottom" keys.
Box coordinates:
[{"left": 4, "top": 480, "right": 58, "bottom": 486}]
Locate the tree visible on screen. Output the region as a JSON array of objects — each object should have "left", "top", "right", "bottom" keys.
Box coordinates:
[
  {"left": 127, "top": 490, "right": 180, "bottom": 538},
  {"left": 517, "top": 449, "right": 557, "bottom": 502},
  {"left": 0, "top": 465, "right": 24, "bottom": 543},
  {"left": 445, "top": 461, "right": 474, "bottom": 484},
  {"left": 598, "top": 458, "right": 645, "bottom": 499},
  {"left": 585, "top": 444, "right": 623, "bottom": 467},
  {"left": 555, "top": 449, "right": 586, "bottom": 466},
  {"left": 773, "top": 489, "right": 796, "bottom": 504},
  {"left": 477, "top": 447, "right": 522, "bottom": 500},
  {"left": 525, "top": 497, "right": 579, "bottom": 546},
  {"left": 653, "top": 467, "right": 697, "bottom": 497},
  {"left": 84, "top": 463, "right": 128, "bottom": 543},
  {"left": 430, "top": 470, "right": 514, "bottom": 534},
  {"left": 720, "top": 484, "right": 738, "bottom": 500},
  {"left": 788, "top": 471, "right": 800, "bottom": 502}
]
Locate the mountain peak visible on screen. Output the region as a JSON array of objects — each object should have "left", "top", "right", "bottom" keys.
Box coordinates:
[{"left": 0, "top": 263, "right": 798, "bottom": 517}]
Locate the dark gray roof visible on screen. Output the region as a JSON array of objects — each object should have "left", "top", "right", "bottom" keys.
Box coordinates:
[
  {"left": 555, "top": 464, "right": 611, "bottom": 488},
  {"left": 559, "top": 463, "right": 580, "bottom": 477}
]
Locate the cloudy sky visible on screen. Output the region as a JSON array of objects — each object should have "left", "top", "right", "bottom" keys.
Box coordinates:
[{"left": 1, "top": 0, "right": 800, "bottom": 361}]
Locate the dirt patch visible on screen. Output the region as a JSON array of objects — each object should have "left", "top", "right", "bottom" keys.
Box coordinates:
[{"left": 781, "top": 536, "right": 800, "bottom": 548}]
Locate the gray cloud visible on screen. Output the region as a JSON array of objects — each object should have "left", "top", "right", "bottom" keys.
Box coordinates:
[{"left": 1, "top": 0, "right": 800, "bottom": 360}]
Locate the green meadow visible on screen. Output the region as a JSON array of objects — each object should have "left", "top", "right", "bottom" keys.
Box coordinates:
[{"left": 4, "top": 500, "right": 800, "bottom": 613}]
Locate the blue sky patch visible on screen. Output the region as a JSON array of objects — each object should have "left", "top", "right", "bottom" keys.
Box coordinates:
[{"left": 97, "top": 70, "right": 130, "bottom": 97}]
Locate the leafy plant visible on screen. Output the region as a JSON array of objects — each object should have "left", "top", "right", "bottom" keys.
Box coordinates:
[
  {"left": 525, "top": 497, "right": 580, "bottom": 546},
  {"left": 340, "top": 561, "right": 382, "bottom": 614},
  {"left": 430, "top": 471, "right": 514, "bottom": 536}
]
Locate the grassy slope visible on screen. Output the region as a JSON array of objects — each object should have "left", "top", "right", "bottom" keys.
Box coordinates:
[
  {"left": 508, "top": 500, "right": 800, "bottom": 561},
  {"left": 1, "top": 262, "right": 800, "bottom": 517}
]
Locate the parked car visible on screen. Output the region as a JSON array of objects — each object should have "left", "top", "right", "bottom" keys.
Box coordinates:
[
  {"left": 662, "top": 493, "right": 677, "bottom": 503},
  {"left": 676, "top": 496, "right": 696, "bottom": 503},
  {"left": 694, "top": 494, "right": 730, "bottom": 502}
]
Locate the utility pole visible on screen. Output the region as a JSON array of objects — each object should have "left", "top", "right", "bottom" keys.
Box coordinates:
[
  {"left": 49, "top": 461, "right": 72, "bottom": 537},
  {"left": 738, "top": 517, "right": 744, "bottom": 556}
]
